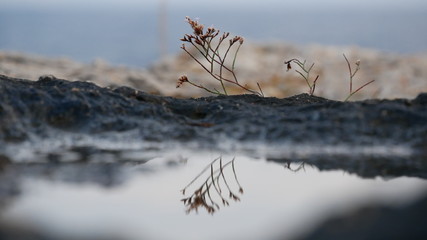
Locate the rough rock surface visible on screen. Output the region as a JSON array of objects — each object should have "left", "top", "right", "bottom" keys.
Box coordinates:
[{"left": 1, "top": 74, "right": 426, "bottom": 178}]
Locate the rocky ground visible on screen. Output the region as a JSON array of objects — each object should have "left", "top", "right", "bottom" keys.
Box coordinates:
[{"left": 0, "top": 74, "right": 426, "bottom": 175}]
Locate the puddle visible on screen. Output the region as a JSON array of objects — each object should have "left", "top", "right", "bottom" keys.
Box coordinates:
[{"left": 0, "top": 153, "right": 426, "bottom": 240}]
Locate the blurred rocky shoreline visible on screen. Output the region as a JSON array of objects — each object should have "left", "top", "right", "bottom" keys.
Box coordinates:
[{"left": 1, "top": 42, "right": 427, "bottom": 100}]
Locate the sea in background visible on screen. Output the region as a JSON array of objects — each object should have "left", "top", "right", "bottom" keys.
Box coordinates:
[{"left": 1, "top": 5, "right": 427, "bottom": 68}]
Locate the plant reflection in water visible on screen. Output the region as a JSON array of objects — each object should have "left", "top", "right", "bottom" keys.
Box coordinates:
[
  {"left": 284, "top": 162, "right": 308, "bottom": 172},
  {"left": 180, "top": 156, "right": 243, "bottom": 214}
]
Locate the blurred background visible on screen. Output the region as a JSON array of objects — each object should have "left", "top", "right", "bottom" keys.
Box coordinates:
[
  {"left": 1, "top": 0, "right": 427, "bottom": 99},
  {"left": 1, "top": 0, "right": 426, "bottom": 67}
]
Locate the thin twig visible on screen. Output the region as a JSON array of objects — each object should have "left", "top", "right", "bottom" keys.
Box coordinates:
[
  {"left": 179, "top": 17, "right": 263, "bottom": 96},
  {"left": 343, "top": 54, "right": 374, "bottom": 101},
  {"left": 344, "top": 79, "right": 375, "bottom": 101}
]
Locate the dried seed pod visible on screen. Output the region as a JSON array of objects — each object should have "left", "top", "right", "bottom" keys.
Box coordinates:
[
  {"left": 239, "top": 37, "right": 244, "bottom": 44},
  {"left": 177, "top": 75, "right": 189, "bottom": 88}
]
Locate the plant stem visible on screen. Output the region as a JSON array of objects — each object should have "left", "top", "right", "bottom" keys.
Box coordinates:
[{"left": 344, "top": 79, "right": 375, "bottom": 101}]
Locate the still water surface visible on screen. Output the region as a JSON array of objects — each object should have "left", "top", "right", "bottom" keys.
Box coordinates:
[{"left": 2, "top": 153, "right": 427, "bottom": 240}]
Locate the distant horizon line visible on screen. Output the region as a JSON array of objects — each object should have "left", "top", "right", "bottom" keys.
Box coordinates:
[{"left": 1, "top": 2, "right": 427, "bottom": 12}]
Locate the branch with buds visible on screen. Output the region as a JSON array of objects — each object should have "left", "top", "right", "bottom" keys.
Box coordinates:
[
  {"left": 285, "top": 55, "right": 375, "bottom": 100},
  {"left": 177, "top": 16, "right": 264, "bottom": 97},
  {"left": 342, "top": 54, "right": 375, "bottom": 101},
  {"left": 284, "top": 58, "right": 319, "bottom": 96}
]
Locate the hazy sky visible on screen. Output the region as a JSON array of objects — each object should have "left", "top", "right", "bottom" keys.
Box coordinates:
[
  {"left": 0, "top": 0, "right": 426, "bottom": 66},
  {"left": 2, "top": 0, "right": 427, "bottom": 10}
]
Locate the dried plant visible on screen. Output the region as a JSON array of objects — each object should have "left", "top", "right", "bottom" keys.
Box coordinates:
[
  {"left": 180, "top": 156, "right": 244, "bottom": 215},
  {"left": 284, "top": 58, "right": 319, "bottom": 96},
  {"left": 177, "top": 16, "right": 264, "bottom": 97},
  {"left": 284, "top": 162, "right": 308, "bottom": 172},
  {"left": 342, "top": 54, "right": 375, "bottom": 101},
  {"left": 285, "top": 55, "right": 375, "bottom": 100}
]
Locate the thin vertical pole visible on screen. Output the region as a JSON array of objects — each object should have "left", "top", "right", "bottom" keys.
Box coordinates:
[{"left": 158, "top": 0, "right": 168, "bottom": 58}]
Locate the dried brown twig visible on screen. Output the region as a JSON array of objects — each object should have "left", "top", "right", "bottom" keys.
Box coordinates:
[
  {"left": 177, "top": 17, "right": 264, "bottom": 97},
  {"left": 342, "top": 54, "right": 375, "bottom": 101},
  {"left": 284, "top": 162, "right": 307, "bottom": 172},
  {"left": 180, "top": 156, "right": 244, "bottom": 215},
  {"left": 285, "top": 55, "right": 375, "bottom": 100}
]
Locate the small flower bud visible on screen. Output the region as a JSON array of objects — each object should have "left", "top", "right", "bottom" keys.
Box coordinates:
[
  {"left": 239, "top": 37, "right": 244, "bottom": 44},
  {"left": 355, "top": 60, "right": 361, "bottom": 66},
  {"left": 220, "top": 32, "right": 229, "bottom": 41},
  {"left": 193, "top": 25, "right": 204, "bottom": 36},
  {"left": 207, "top": 27, "right": 215, "bottom": 34},
  {"left": 232, "top": 36, "right": 240, "bottom": 44},
  {"left": 180, "top": 35, "right": 190, "bottom": 42},
  {"left": 177, "top": 75, "right": 189, "bottom": 88},
  {"left": 195, "top": 38, "right": 203, "bottom": 46},
  {"left": 286, "top": 62, "right": 292, "bottom": 71}
]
